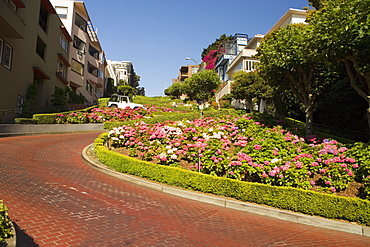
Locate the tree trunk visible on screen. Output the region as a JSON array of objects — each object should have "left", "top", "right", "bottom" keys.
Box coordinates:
[
  {"left": 367, "top": 97, "right": 370, "bottom": 142},
  {"left": 305, "top": 95, "right": 315, "bottom": 138}
]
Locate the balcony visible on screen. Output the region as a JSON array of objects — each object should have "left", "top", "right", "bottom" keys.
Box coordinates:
[{"left": 0, "top": 0, "right": 26, "bottom": 39}]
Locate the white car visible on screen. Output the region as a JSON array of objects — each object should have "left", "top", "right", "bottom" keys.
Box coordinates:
[{"left": 107, "top": 95, "right": 144, "bottom": 109}]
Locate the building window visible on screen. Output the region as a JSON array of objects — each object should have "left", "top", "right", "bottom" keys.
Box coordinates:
[
  {"left": 0, "top": 38, "right": 3, "bottom": 64},
  {"left": 73, "top": 36, "right": 85, "bottom": 51},
  {"left": 86, "top": 80, "right": 92, "bottom": 94},
  {"left": 71, "top": 59, "right": 84, "bottom": 75},
  {"left": 17, "top": 95, "right": 24, "bottom": 114},
  {"left": 88, "top": 63, "right": 98, "bottom": 77},
  {"left": 75, "top": 13, "right": 87, "bottom": 32},
  {"left": 192, "top": 67, "right": 199, "bottom": 74},
  {"left": 55, "top": 6, "right": 68, "bottom": 19},
  {"left": 88, "top": 45, "right": 99, "bottom": 59},
  {"left": 5, "top": 0, "right": 16, "bottom": 11},
  {"left": 98, "top": 69, "right": 104, "bottom": 79},
  {"left": 39, "top": 2, "right": 49, "bottom": 32},
  {"left": 59, "top": 32, "right": 68, "bottom": 53},
  {"left": 3, "top": 42, "right": 13, "bottom": 69},
  {"left": 36, "top": 36, "right": 46, "bottom": 59},
  {"left": 245, "top": 60, "right": 259, "bottom": 72},
  {"left": 57, "top": 59, "right": 67, "bottom": 78}
]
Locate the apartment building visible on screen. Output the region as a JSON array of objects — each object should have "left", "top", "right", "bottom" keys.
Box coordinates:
[
  {"left": 0, "top": 0, "right": 72, "bottom": 122},
  {"left": 50, "top": 0, "right": 106, "bottom": 105},
  {"left": 106, "top": 60, "right": 135, "bottom": 87},
  {"left": 176, "top": 64, "right": 200, "bottom": 83}
]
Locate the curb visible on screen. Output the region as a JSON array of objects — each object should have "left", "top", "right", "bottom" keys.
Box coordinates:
[{"left": 82, "top": 144, "right": 370, "bottom": 237}]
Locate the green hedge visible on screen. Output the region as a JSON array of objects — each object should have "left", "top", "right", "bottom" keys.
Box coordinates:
[
  {"left": 94, "top": 132, "right": 370, "bottom": 226},
  {"left": 15, "top": 105, "right": 97, "bottom": 124},
  {"left": 0, "top": 201, "right": 12, "bottom": 242}
]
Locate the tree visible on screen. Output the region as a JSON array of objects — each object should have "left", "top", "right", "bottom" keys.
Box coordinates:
[
  {"left": 165, "top": 82, "right": 184, "bottom": 98},
  {"left": 136, "top": 87, "right": 145, "bottom": 96},
  {"left": 256, "top": 23, "right": 332, "bottom": 137},
  {"left": 182, "top": 70, "right": 220, "bottom": 102},
  {"left": 308, "top": 0, "right": 370, "bottom": 139},
  {"left": 105, "top": 77, "right": 117, "bottom": 97},
  {"left": 230, "top": 71, "right": 272, "bottom": 112},
  {"left": 117, "top": 85, "right": 136, "bottom": 98}
]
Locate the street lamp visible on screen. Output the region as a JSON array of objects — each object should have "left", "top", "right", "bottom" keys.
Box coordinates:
[{"left": 186, "top": 57, "right": 199, "bottom": 65}]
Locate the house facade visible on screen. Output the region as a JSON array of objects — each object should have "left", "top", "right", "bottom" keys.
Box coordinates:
[
  {"left": 0, "top": 0, "right": 72, "bottom": 122},
  {"left": 51, "top": 0, "right": 106, "bottom": 106},
  {"left": 215, "top": 8, "right": 307, "bottom": 110},
  {"left": 214, "top": 33, "right": 248, "bottom": 82},
  {"left": 106, "top": 60, "right": 135, "bottom": 87}
]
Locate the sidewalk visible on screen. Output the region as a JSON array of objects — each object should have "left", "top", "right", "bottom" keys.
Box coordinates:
[
  {"left": 0, "top": 123, "right": 105, "bottom": 137},
  {"left": 82, "top": 143, "right": 370, "bottom": 237}
]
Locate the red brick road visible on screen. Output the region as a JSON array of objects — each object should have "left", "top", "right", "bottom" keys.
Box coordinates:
[{"left": 0, "top": 133, "right": 369, "bottom": 246}]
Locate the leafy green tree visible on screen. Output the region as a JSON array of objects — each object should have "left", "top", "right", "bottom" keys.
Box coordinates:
[
  {"left": 230, "top": 71, "right": 272, "bottom": 112},
  {"left": 105, "top": 77, "right": 117, "bottom": 97},
  {"left": 117, "top": 85, "right": 136, "bottom": 97},
  {"left": 51, "top": 86, "right": 70, "bottom": 110},
  {"left": 22, "top": 82, "right": 38, "bottom": 117},
  {"left": 308, "top": 0, "right": 370, "bottom": 138},
  {"left": 256, "top": 23, "right": 332, "bottom": 137},
  {"left": 182, "top": 70, "right": 220, "bottom": 102},
  {"left": 136, "top": 87, "right": 145, "bottom": 96},
  {"left": 165, "top": 82, "right": 184, "bottom": 99}
]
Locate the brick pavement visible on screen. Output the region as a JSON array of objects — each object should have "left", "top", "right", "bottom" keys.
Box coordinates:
[{"left": 0, "top": 133, "right": 369, "bottom": 246}]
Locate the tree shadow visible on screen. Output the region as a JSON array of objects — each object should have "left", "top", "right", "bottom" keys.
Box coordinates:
[{"left": 12, "top": 221, "right": 38, "bottom": 247}]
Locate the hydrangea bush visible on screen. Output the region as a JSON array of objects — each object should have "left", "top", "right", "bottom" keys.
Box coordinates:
[{"left": 107, "top": 114, "right": 367, "bottom": 197}]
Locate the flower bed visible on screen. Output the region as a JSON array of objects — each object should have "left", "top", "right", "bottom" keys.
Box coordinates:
[
  {"left": 107, "top": 114, "right": 370, "bottom": 199},
  {"left": 94, "top": 132, "right": 370, "bottom": 226},
  {"left": 55, "top": 105, "right": 183, "bottom": 124}
]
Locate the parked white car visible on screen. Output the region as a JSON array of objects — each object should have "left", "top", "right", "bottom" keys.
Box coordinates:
[{"left": 107, "top": 95, "right": 144, "bottom": 109}]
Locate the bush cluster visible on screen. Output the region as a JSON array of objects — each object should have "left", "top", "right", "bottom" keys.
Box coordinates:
[{"left": 0, "top": 201, "right": 12, "bottom": 242}]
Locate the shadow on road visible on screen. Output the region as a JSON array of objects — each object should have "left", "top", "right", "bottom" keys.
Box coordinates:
[{"left": 13, "top": 221, "right": 38, "bottom": 247}]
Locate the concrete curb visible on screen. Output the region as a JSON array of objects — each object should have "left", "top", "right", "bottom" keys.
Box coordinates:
[
  {"left": 82, "top": 144, "right": 370, "bottom": 237},
  {"left": 0, "top": 123, "right": 105, "bottom": 137}
]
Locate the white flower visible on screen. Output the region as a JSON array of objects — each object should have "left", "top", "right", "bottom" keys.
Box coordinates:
[
  {"left": 271, "top": 158, "right": 282, "bottom": 163},
  {"left": 170, "top": 154, "right": 178, "bottom": 160}
]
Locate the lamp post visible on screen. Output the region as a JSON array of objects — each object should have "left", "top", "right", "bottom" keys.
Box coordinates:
[{"left": 186, "top": 57, "right": 199, "bottom": 65}]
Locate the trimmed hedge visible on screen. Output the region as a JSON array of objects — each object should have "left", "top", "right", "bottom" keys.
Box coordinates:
[
  {"left": 14, "top": 105, "right": 97, "bottom": 124},
  {"left": 94, "top": 132, "right": 370, "bottom": 226}
]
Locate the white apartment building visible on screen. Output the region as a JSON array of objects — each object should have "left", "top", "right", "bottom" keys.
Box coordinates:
[
  {"left": 50, "top": 0, "right": 106, "bottom": 105},
  {"left": 106, "top": 60, "right": 135, "bottom": 87}
]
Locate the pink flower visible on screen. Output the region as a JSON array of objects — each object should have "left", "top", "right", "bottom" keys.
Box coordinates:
[
  {"left": 295, "top": 161, "right": 303, "bottom": 169},
  {"left": 352, "top": 164, "right": 359, "bottom": 169},
  {"left": 325, "top": 181, "right": 331, "bottom": 185},
  {"left": 310, "top": 180, "right": 315, "bottom": 185},
  {"left": 330, "top": 187, "right": 336, "bottom": 192},
  {"left": 254, "top": 144, "right": 262, "bottom": 151},
  {"left": 262, "top": 172, "right": 268, "bottom": 178}
]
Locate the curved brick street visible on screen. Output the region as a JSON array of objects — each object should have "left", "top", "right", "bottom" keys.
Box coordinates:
[{"left": 0, "top": 133, "right": 369, "bottom": 246}]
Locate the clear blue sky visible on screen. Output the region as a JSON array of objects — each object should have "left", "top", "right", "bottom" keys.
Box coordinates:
[{"left": 83, "top": 0, "right": 309, "bottom": 97}]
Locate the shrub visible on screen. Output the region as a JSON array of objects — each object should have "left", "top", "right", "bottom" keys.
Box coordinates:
[{"left": 0, "top": 201, "right": 12, "bottom": 242}]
